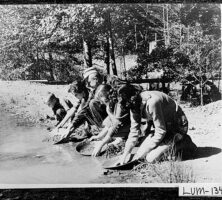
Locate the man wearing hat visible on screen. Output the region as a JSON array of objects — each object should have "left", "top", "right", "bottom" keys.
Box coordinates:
[
  {"left": 83, "top": 67, "right": 103, "bottom": 91},
  {"left": 55, "top": 67, "right": 107, "bottom": 143}
]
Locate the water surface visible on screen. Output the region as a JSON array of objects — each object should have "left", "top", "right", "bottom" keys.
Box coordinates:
[{"left": 0, "top": 109, "right": 103, "bottom": 184}]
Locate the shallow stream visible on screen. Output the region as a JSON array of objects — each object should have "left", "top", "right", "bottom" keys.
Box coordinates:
[{"left": 0, "top": 109, "right": 104, "bottom": 184}]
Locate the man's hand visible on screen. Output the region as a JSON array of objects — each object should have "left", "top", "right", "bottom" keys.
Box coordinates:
[
  {"left": 115, "top": 153, "right": 131, "bottom": 166},
  {"left": 134, "top": 134, "right": 153, "bottom": 160},
  {"left": 91, "top": 142, "right": 103, "bottom": 157},
  {"left": 89, "top": 136, "right": 98, "bottom": 142},
  {"left": 54, "top": 134, "right": 70, "bottom": 144},
  {"left": 53, "top": 128, "right": 71, "bottom": 144},
  {"left": 49, "top": 126, "right": 60, "bottom": 136},
  {"left": 53, "top": 126, "right": 61, "bottom": 133}
]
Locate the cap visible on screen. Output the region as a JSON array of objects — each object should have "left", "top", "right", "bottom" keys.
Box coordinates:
[{"left": 83, "top": 67, "right": 98, "bottom": 79}]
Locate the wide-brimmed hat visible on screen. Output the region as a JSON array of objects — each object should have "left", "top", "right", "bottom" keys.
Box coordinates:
[{"left": 83, "top": 67, "right": 98, "bottom": 80}]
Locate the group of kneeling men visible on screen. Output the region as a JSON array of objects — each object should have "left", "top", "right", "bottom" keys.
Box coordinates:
[{"left": 45, "top": 66, "right": 197, "bottom": 165}]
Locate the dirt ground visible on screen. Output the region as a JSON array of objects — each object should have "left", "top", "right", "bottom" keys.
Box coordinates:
[{"left": 0, "top": 80, "right": 221, "bottom": 184}]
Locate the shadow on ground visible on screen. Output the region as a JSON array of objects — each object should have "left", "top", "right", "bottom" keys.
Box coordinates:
[{"left": 182, "top": 146, "right": 221, "bottom": 160}]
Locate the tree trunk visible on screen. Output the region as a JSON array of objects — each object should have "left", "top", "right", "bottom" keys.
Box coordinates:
[
  {"left": 218, "top": 68, "right": 221, "bottom": 92},
  {"left": 30, "top": 54, "right": 38, "bottom": 80},
  {"left": 48, "top": 53, "right": 55, "bottom": 81},
  {"left": 109, "top": 37, "right": 117, "bottom": 76},
  {"left": 166, "top": 5, "right": 169, "bottom": 47},
  {"left": 200, "top": 83, "right": 204, "bottom": 106},
  {"left": 179, "top": 23, "right": 182, "bottom": 50},
  {"left": 187, "top": 25, "right": 190, "bottom": 41},
  {"left": 107, "top": 11, "right": 117, "bottom": 76},
  {"left": 104, "top": 36, "right": 110, "bottom": 75},
  {"left": 163, "top": 5, "right": 166, "bottom": 46},
  {"left": 36, "top": 48, "right": 40, "bottom": 79},
  {"left": 83, "top": 39, "right": 92, "bottom": 68},
  {"left": 179, "top": 4, "right": 182, "bottom": 50},
  {"left": 122, "top": 45, "right": 127, "bottom": 79},
  {"left": 134, "top": 24, "right": 137, "bottom": 50}
]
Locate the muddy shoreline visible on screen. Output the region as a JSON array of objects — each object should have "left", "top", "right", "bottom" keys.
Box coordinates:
[{"left": 0, "top": 81, "right": 139, "bottom": 184}]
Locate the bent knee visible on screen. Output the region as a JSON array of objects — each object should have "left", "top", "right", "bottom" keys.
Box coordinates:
[{"left": 145, "top": 145, "right": 170, "bottom": 163}]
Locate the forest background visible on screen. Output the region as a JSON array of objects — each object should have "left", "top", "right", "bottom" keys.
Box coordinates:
[{"left": 0, "top": 4, "right": 221, "bottom": 97}]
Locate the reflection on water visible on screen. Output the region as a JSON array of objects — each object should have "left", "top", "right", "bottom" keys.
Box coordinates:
[{"left": 0, "top": 111, "right": 103, "bottom": 184}]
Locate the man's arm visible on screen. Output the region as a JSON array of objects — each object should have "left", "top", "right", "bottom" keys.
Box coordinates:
[
  {"left": 56, "top": 104, "right": 79, "bottom": 128},
  {"left": 134, "top": 98, "right": 167, "bottom": 160},
  {"left": 121, "top": 108, "right": 141, "bottom": 163},
  {"left": 149, "top": 99, "right": 166, "bottom": 146},
  {"left": 91, "top": 126, "right": 113, "bottom": 157}
]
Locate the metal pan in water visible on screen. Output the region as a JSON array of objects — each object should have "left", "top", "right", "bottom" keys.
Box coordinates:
[{"left": 102, "top": 154, "right": 138, "bottom": 170}]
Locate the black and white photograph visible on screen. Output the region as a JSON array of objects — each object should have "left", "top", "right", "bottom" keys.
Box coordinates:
[{"left": 0, "top": 2, "right": 221, "bottom": 199}]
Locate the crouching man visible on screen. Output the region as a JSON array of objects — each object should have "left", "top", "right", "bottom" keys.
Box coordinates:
[
  {"left": 133, "top": 90, "right": 197, "bottom": 163},
  {"left": 45, "top": 92, "right": 73, "bottom": 125},
  {"left": 54, "top": 67, "right": 107, "bottom": 144}
]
